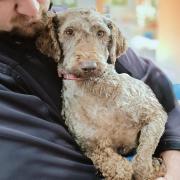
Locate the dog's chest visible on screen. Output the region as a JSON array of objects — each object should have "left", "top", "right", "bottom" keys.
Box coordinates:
[
  {"left": 63, "top": 81, "right": 114, "bottom": 122},
  {"left": 63, "top": 82, "right": 139, "bottom": 144}
]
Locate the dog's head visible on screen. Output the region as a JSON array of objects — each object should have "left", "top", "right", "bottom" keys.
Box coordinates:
[{"left": 36, "top": 9, "right": 127, "bottom": 80}]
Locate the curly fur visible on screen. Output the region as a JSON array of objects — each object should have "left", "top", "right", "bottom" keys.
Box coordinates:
[{"left": 36, "top": 9, "right": 167, "bottom": 180}]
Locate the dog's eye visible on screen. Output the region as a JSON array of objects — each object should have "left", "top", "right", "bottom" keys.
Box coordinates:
[
  {"left": 107, "top": 23, "right": 113, "bottom": 30},
  {"left": 65, "top": 28, "right": 74, "bottom": 36},
  {"left": 97, "top": 30, "right": 105, "bottom": 38}
]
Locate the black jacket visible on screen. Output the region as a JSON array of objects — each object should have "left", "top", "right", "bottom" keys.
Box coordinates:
[{"left": 0, "top": 33, "right": 179, "bottom": 180}]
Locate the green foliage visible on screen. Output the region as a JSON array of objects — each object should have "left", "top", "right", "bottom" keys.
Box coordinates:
[
  {"left": 152, "top": 0, "right": 158, "bottom": 8},
  {"left": 52, "top": 0, "right": 77, "bottom": 7},
  {"left": 112, "top": 0, "right": 128, "bottom": 6}
]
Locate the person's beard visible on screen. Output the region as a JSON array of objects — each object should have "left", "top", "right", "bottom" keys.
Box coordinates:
[{"left": 10, "top": 11, "right": 46, "bottom": 38}]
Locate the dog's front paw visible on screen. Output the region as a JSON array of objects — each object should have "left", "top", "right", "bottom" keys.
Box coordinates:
[
  {"left": 112, "top": 159, "right": 133, "bottom": 180},
  {"left": 100, "top": 158, "right": 133, "bottom": 180},
  {"left": 152, "top": 157, "right": 166, "bottom": 178},
  {"left": 132, "top": 157, "right": 166, "bottom": 180},
  {"left": 132, "top": 158, "right": 153, "bottom": 180}
]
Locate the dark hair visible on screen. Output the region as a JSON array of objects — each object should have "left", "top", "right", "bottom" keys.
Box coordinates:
[{"left": 49, "top": 1, "right": 53, "bottom": 10}]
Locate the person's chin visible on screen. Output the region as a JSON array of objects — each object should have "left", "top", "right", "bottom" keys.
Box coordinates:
[
  {"left": 11, "top": 28, "right": 36, "bottom": 38},
  {"left": 10, "top": 22, "right": 44, "bottom": 38}
]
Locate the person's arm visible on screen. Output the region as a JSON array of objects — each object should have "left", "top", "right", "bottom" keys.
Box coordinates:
[
  {"left": 115, "top": 48, "right": 180, "bottom": 179},
  {"left": 156, "top": 150, "right": 180, "bottom": 180}
]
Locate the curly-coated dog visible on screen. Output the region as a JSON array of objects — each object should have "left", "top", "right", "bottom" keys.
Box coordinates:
[{"left": 36, "top": 9, "right": 167, "bottom": 180}]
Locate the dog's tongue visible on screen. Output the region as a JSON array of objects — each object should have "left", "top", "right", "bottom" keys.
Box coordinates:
[
  {"left": 63, "top": 73, "right": 80, "bottom": 80},
  {"left": 58, "top": 70, "right": 83, "bottom": 80},
  {"left": 62, "top": 73, "right": 84, "bottom": 80}
]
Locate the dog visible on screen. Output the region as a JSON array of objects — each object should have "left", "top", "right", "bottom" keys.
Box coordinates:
[{"left": 36, "top": 9, "right": 167, "bottom": 180}]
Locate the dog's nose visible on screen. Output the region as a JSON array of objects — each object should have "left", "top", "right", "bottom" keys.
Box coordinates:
[{"left": 80, "top": 61, "right": 97, "bottom": 71}]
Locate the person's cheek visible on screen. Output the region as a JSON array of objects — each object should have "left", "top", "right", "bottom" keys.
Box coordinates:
[{"left": 39, "top": 0, "right": 50, "bottom": 11}]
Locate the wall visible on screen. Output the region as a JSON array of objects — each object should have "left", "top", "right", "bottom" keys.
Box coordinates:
[{"left": 157, "top": 0, "right": 180, "bottom": 83}]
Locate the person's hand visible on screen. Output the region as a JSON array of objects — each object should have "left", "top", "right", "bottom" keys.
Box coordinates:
[{"left": 156, "top": 150, "right": 180, "bottom": 180}]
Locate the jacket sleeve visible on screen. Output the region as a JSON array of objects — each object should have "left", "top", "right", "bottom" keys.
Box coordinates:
[{"left": 115, "top": 48, "right": 180, "bottom": 154}]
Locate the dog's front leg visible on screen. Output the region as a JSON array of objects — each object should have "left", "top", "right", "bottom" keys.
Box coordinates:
[
  {"left": 132, "top": 113, "right": 167, "bottom": 180},
  {"left": 66, "top": 121, "right": 133, "bottom": 179},
  {"left": 86, "top": 139, "right": 133, "bottom": 180}
]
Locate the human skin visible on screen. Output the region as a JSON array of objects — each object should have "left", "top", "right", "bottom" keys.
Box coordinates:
[
  {"left": 156, "top": 150, "right": 180, "bottom": 180},
  {"left": 0, "top": 0, "right": 179, "bottom": 179},
  {"left": 0, "top": 0, "right": 50, "bottom": 36}
]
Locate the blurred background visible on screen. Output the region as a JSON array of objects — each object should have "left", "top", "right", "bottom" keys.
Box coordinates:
[{"left": 52, "top": 0, "right": 180, "bottom": 84}]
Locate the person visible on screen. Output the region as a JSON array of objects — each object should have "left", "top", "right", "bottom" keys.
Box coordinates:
[{"left": 0, "top": 0, "right": 179, "bottom": 180}]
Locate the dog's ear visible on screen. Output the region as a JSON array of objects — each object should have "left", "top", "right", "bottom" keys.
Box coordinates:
[
  {"left": 36, "top": 12, "right": 61, "bottom": 62},
  {"left": 105, "top": 19, "right": 127, "bottom": 64}
]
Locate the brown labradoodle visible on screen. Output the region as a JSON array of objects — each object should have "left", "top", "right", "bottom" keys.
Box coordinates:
[{"left": 36, "top": 9, "right": 167, "bottom": 180}]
